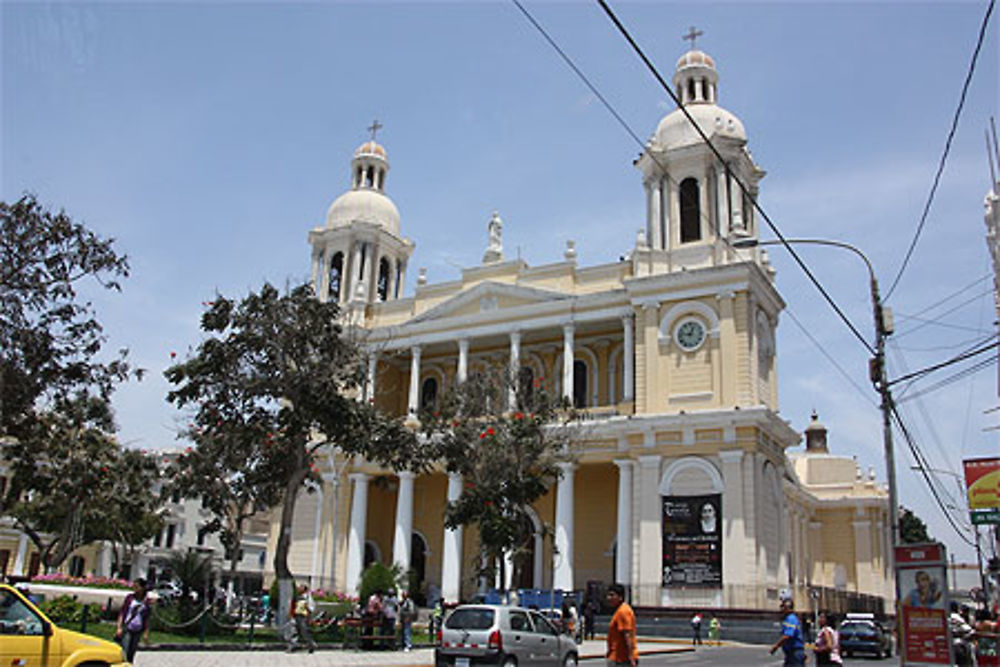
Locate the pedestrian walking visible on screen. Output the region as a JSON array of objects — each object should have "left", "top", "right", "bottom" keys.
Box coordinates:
[
  {"left": 115, "top": 578, "right": 152, "bottom": 663},
  {"left": 605, "top": 583, "right": 637, "bottom": 667},
  {"left": 708, "top": 614, "right": 721, "bottom": 646},
  {"left": 769, "top": 596, "right": 806, "bottom": 667},
  {"left": 813, "top": 611, "right": 842, "bottom": 665},
  {"left": 584, "top": 597, "right": 598, "bottom": 641},
  {"left": 399, "top": 590, "right": 416, "bottom": 652},
  {"left": 690, "top": 611, "right": 703, "bottom": 645},
  {"left": 288, "top": 584, "right": 317, "bottom": 653},
  {"left": 432, "top": 598, "right": 445, "bottom": 637},
  {"left": 382, "top": 589, "right": 398, "bottom": 649}
]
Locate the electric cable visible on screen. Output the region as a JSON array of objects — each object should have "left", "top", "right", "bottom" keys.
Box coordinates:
[
  {"left": 581, "top": 0, "right": 875, "bottom": 356},
  {"left": 896, "top": 354, "right": 997, "bottom": 404},
  {"left": 889, "top": 339, "right": 999, "bottom": 387},
  {"left": 508, "top": 0, "right": 717, "bottom": 241},
  {"left": 892, "top": 287, "right": 995, "bottom": 340},
  {"left": 883, "top": 0, "right": 996, "bottom": 300},
  {"left": 895, "top": 331, "right": 997, "bottom": 398},
  {"left": 891, "top": 402, "right": 976, "bottom": 546},
  {"left": 896, "top": 273, "right": 991, "bottom": 322}
]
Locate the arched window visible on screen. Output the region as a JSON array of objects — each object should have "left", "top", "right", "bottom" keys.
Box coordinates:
[
  {"left": 329, "top": 252, "right": 343, "bottom": 302},
  {"left": 573, "top": 360, "right": 587, "bottom": 408},
  {"left": 410, "top": 533, "right": 428, "bottom": 597},
  {"left": 420, "top": 377, "right": 438, "bottom": 411},
  {"left": 377, "top": 257, "right": 390, "bottom": 301},
  {"left": 680, "top": 178, "right": 701, "bottom": 243}
]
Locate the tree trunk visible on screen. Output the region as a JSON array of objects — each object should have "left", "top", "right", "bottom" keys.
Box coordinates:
[{"left": 274, "top": 467, "right": 306, "bottom": 629}]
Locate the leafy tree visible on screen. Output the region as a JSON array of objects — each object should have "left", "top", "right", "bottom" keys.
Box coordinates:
[
  {"left": 420, "top": 366, "right": 576, "bottom": 592},
  {"left": 163, "top": 415, "right": 286, "bottom": 584},
  {"left": 165, "top": 283, "right": 423, "bottom": 618},
  {"left": 0, "top": 195, "right": 133, "bottom": 439},
  {"left": 2, "top": 394, "right": 161, "bottom": 570},
  {"left": 359, "top": 562, "right": 405, "bottom": 607},
  {"left": 899, "top": 506, "right": 933, "bottom": 544}
]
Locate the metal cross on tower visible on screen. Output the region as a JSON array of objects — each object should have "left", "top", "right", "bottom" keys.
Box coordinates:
[
  {"left": 367, "top": 119, "right": 383, "bottom": 141},
  {"left": 682, "top": 26, "right": 703, "bottom": 50}
]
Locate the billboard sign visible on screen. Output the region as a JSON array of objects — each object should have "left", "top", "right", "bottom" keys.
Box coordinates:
[
  {"left": 896, "top": 542, "right": 952, "bottom": 665},
  {"left": 963, "top": 457, "right": 1000, "bottom": 511},
  {"left": 661, "top": 494, "right": 722, "bottom": 587}
]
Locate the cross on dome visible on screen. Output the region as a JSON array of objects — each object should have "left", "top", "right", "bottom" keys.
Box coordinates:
[
  {"left": 367, "top": 119, "right": 383, "bottom": 141},
  {"left": 682, "top": 26, "right": 703, "bottom": 50}
]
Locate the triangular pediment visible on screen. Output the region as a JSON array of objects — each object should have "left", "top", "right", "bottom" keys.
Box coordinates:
[{"left": 408, "top": 281, "right": 571, "bottom": 325}]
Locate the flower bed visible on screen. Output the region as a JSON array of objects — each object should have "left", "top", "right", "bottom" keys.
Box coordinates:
[{"left": 31, "top": 573, "right": 134, "bottom": 590}]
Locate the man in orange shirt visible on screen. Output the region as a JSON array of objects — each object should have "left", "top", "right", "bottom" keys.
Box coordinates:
[{"left": 606, "top": 583, "right": 638, "bottom": 667}]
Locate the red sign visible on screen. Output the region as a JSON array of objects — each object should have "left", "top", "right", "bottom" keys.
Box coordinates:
[
  {"left": 895, "top": 543, "right": 951, "bottom": 665},
  {"left": 964, "top": 457, "right": 1000, "bottom": 511}
]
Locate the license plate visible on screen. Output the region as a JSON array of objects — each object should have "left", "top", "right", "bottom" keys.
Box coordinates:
[{"left": 455, "top": 659, "right": 470, "bottom": 667}]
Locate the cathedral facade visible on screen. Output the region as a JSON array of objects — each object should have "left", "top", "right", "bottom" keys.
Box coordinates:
[{"left": 269, "top": 47, "right": 892, "bottom": 612}]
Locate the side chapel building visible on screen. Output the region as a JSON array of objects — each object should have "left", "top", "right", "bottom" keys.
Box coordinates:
[{"left": 265, "top": 46, "right": 893, "bottom": 611}]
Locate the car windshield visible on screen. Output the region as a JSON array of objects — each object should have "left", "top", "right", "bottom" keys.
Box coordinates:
[
  {"left": 840, "top": 622, "right": 877, "bottom": 634},
  {"left": 445, "top": 608, "right": 495, "bottom": 631}
]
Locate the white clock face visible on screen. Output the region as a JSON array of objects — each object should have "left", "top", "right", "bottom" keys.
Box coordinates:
[{"left": 675, "top": 318, "right": 706, "bottom": 351}]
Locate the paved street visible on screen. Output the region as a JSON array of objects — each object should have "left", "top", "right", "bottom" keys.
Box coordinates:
[{"left": 131, "top": 640, "right": 896, "bottom": 666}]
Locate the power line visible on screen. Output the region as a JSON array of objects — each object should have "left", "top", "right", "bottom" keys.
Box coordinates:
[
  {"left": 896, "top": 273, "right": 991, "bottom": 322},
  {"left": 895, "top": 330, "right": 997, "bottom": 398},
  {"left": 889, "top": 338, "right": 999, "bottom": 387},
  {"left": 591, "top": 0, "right": 875, "bottom": 357},
  {"left": 897, "top": 354, "right": 997, "bottom": 404},
  {"left": 883, "top": 0, "right": 996, "bottom": 300},
  {"left": 891, "top": 403, "right": 975, "bottom": 546},
  {"left": 893, "top": 287, "right": 995, "bottom": 339}
]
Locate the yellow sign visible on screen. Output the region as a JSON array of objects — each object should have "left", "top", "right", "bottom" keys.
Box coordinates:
[{"left": 964, "top": 458, "right": 1000, "bottom": 511}]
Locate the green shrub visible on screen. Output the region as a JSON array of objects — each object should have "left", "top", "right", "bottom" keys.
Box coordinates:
[
  {"left": 358, "top": 562, "right": 404, "bottom": 606},
  {"left": 38, "top": 595, "right": 102, "bottom": 624}
]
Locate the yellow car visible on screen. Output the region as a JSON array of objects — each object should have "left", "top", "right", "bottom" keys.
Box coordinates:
[{"left": 1, "top": 583, "right": 130, "bottom": 667}]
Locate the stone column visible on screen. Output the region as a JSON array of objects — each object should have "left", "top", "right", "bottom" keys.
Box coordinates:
[
  {"left": 717, "top": 292, "right": 735, "bottom": 406},
  {"left": 562, "top": 324, "right": 575, "bottom": 404},
  {"left": 637, "top": 454, "right": 662, "bottom": 606},
  {"left": 13, "top": 534, "right": 28, "bottom": 575},
  {"left": 393, "top": 471, "right": 416, "bottom": 574},
  {"left": 366, "top": 353, "right": 378, "bottom": 403},
  {"left": 441, "top": 472, "right": 464, "bottom": 603},
  {"left": 647, "top": 179, "right": 662, "bottom": 250},
  {"left": 312, "top": 249, "right": 324, "bottom": 300},
  {"left": 553, "top": 462, "right": 576, "bottom": 591},
  {"left": 509, "top": 331, "right": 521, "bottom": 410},
  {"left": 385, "top": 258, "right": 396, "bottom": 302},
  {"left": 621, "top": 314, "right": 635, "bottom": 403},
  {"left": 408, "top": 346, "right": 421, "bottom": 416},
  {"left": 345, "top": 473, "right": 370, "bottom": 594},
  {"left": 457, "top": 339, "right": 469, "bottom": 384},
  {"left": 853, "top": 518, "right": 873, "bottom": 593},
  {"left": 640, "top": 303, "right": 659, "bottom": 413},
  {"left": 730, "top": 173, "right": 744, "bottom": 229},
  {"left": 349, "top": 241, "right": 364, "bottom": 303},
  {"left": 614, "top": 459, "right": 634, "bottom": 587},
  {"left": 719, "top": 449, "right": 746, "bottom": 600}
]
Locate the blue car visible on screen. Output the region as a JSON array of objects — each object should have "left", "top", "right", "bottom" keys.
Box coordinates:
[{"left": 838, "top": 615, "right": 893, "bottom": 659}]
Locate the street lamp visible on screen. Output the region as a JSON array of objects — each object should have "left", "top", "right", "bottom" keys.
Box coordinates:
[{"left": 732, "top": 237, "right": 900, "bottom": 551}]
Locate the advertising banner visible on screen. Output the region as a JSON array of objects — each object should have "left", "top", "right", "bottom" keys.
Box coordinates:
[
  {"left": 661, "top": 494, "right": 722, "bottom": 587},
  {"left": 963, "top": 457, "right": 1000, "bottom": 511},
  {"left": 896, "top": 543, "right": 952, "bottom": 665}
]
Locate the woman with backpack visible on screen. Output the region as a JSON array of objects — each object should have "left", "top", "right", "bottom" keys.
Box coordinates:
[
  {"left": 115, "top": 578, "right": 152, "bottom": 663},
  {"left": 813, "top": 611, "right": 843, "bottom": 665}
]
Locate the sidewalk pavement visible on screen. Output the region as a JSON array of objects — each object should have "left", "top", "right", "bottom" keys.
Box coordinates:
[{"left": 135, "top": 637, "right": 696, "bottom": 666}]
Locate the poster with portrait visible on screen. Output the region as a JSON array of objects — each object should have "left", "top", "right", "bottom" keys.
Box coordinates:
[
  {"left": 662, "top": 494, "right": 722, "bottom": 587},
  {"left": 896, "top": 543, "right": 952, "bottom": 665}
]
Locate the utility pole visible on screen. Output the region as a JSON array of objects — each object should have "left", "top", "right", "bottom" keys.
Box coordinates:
[{"left": 870, "top": 277, "right": 899, "bottom": 550}]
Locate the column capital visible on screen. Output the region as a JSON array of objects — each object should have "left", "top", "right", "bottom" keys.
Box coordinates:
[
  {"left": 411, "top": 344, "right": 422, "bottom": 356},
  {"left": 718, "top": 449, "right": 745, "bottom": 464},
  {"left": 447, "top": 471, "right": 463, "bottom": 483},
  {"left": 397, "top": 470, "right": 416, "bottom": 482},
  {"left": 613, "top": 458, "right": 635, "bottom": 471},
  {"left": 557, "top": 461, "right": 577, "bottom": 475},
  {"left": 640, "top": 300, "right": 659, "bottom": 312},
  {"left": 458, "top": 338, "right": 469, "bottom": 352},
  {"left": 562, "top": 322, "right": 575, "bottom": 336},
  {"left": 349, "top": 472, "right": 370, "bottom": 483},
  {"left": 509, "top": 330, "right": 522, "bottom": 344},
  {"left": 638, "top": 453, "right": 662, "bottom": 469},
  {"left": 620, "top": 311, "right": 635, "bottom": 324},
  {"left": 716, "top": 289, "right": 735, "bottom": 301}
]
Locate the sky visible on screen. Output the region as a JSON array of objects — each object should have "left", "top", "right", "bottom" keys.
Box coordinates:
[{"left": 2, "top": 1, "right": 998, "bottom": 564}]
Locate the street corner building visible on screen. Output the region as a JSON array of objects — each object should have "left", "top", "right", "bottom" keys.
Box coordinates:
[{"left": 261, "top": 46, "right": 889, "bottom": 612}]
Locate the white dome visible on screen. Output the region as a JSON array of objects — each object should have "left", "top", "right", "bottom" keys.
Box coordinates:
[
  {"left": 326, "top": 189, "right": 400, "bottom": 235},
  {"left": 654, "top": 103, "right": 746, "bottom": 151}
]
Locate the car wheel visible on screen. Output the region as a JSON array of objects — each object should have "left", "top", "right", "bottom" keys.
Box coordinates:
[
  {"left": 563, "top": 654, "right": 578, "bottom": 667},
  {"left": 501, "top": 657, "right": 517, "bottom": 667}
]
